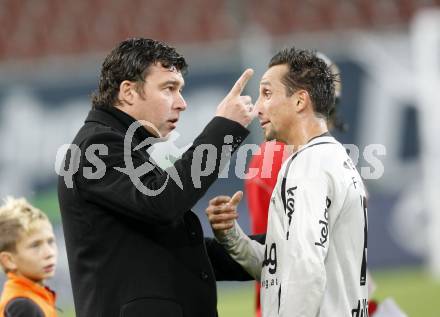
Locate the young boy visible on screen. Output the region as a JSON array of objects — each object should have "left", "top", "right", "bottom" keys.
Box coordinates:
[{"left": 0, "top": 197, "right": 57, "bottom": 317}]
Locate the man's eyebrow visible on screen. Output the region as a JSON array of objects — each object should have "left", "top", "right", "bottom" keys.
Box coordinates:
[
  {"left": 260, "top": 80, "right": 271, "bottom": 86},
  {"left": 160, "top": 79, "right": 185, "bottom": 88}
]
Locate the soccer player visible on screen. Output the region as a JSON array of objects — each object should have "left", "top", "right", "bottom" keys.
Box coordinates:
[
  {"left": 245, "top": 52, "right": 343, "bottom": 317},
  {"left": 206, "top": 47, "right": 369, "bottom": 316},
  {"left": 0, "top": 197, "right": 58, "bottom": 317}
]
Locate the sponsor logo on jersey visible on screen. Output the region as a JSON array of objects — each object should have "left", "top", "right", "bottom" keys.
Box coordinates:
[
  {"left": 351, "top": 298, "right": 369, "bottom": 317},
  {"left": 315, "top": 197, "right": 332, "bottom": 248},
  {"left": 262, "top": 242, "right": 277, "bottom": 274},
  {"left": 285, "top": 186, "right": 297, "bottom": 240},
  {"left": 261, "top": 277, "right": 279, "bottom": 289},
  {"left": 261, "top": 242, "right": 279, "bottom": 290}
]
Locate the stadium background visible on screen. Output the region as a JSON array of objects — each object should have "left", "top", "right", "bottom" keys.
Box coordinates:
[{"left": 1, "top": 0, "right": 440, "bottom": 316}]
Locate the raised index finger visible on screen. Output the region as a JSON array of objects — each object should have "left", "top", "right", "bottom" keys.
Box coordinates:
[{"left": 228, "top": 68, "right": 254, "bottom": 97}]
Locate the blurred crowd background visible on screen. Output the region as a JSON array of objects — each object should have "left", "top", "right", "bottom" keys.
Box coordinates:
[{"left": 1, "top": 0, "right": 439, "bottom": 316}]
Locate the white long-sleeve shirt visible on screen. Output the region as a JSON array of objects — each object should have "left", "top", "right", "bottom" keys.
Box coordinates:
[{"left": 218, "top": 135, "right": 369, "bottom": 317}]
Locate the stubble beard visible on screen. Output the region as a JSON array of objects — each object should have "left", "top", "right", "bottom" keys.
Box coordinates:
[{"left": 264, "top": 126, "right": 277, "bottom": 142}]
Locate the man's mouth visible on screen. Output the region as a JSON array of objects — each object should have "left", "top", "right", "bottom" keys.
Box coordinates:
[
  {"left": 260, "top": 120, "right": 270, "bottom": 128},
  {"left": 167, "top": 118, "right": 178, "bottom": 129}
]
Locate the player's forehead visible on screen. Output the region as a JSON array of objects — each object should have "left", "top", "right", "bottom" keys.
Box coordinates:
[
  {"left": 260, "top": 64, "right": 288, "bottom": 88},
  {"left": 146, "top": 62, "right": 185, "bottom": 86}
]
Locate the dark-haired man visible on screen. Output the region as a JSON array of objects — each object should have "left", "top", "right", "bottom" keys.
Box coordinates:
[
  {"left": 58, "top": 38, "right": 256, "bottom": 317},
  {"left": 206, "top": 48, "right": 369, "bottom": 316},
  {"left": 244, "top": 52, "right": 345, "bottom": 317}
]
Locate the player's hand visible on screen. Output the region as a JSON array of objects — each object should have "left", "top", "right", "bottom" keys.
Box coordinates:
[
  {"left": 205, "top": 191, "right": 243, "bottom": 238},
  {"left": 215, "top": 69, "right": 257, "bottom": 127}
]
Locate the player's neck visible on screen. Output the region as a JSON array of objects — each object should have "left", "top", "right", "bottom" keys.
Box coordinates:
[{"left": 287, "top": 117, "right": 328, "bottom": 150}]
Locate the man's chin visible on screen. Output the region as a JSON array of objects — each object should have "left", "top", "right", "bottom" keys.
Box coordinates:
[
  {"left": 154, "top": 130, "right": 173, "bottom": 143},
  {"left": 161, "top": 133, "right": 171, "bottom": 141},
  {"left": 264, "top": 131, "right": 276, "bottom": 142}
]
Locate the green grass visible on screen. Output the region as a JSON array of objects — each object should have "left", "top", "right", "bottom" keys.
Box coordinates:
[
  {"left": 217, "top": 282, "right": 255, "bottom": 317},
  {"left": 371, "top": 267, "right": 440, "bottom": 317}
]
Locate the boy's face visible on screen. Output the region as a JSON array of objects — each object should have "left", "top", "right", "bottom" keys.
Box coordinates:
[{"left": 9, "top": 221, "right": 57, "bottom": 284}]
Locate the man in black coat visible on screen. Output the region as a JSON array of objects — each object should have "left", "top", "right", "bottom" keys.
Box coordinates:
[{"left": 57, "top": 38, "right": 257, "bottom": 317}]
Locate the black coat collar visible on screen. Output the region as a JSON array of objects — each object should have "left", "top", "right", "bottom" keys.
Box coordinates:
[{"left": 85, "top": 106, "right": 156, "bottom": 144}]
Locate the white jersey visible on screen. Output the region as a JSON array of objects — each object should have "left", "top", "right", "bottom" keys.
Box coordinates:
[{"left": 218, "top": 135, "right": 369, "bottom": 317}]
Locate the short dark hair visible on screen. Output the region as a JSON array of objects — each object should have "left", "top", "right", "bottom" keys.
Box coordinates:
[
  {"left": 92, "top": 38, "right": 188, "bottom": 108},
  {"left": 269, "top": 47, "right": 336, "bottom": 118}
]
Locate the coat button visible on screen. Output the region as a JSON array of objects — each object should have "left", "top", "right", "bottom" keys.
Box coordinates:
[{"left": 200, "top": 271, "right": 209, "bottom": 280}]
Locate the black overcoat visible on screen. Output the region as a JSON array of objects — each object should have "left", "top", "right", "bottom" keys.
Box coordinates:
[{"left": 58, "top": 107, "right": 251, "bottom": 317}]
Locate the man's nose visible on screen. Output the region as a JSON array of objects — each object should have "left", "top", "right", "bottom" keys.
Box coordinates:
[
  {"left": 255, "top": 97, "right": 263, "bottom": 117},
  {"left": 175, "top": 94, "right": 187, "bottom": 111}
]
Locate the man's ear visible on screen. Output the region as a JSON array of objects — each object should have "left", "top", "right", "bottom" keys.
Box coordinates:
[
  {"left": 0, "top": 251, "right": 17, "bottom": 272},
  {"left": 294, "top": 90, "right": 309, "bottom": 113},
  {"left": 117, "top": 80, "right": 137, "bottom": 106}
]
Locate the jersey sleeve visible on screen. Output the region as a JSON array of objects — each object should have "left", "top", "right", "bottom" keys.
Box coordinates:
[
  {"left": 4, "top": 298, "right": 45, "bottom": 317},
  {"left": 279, "top": 169, "right": 331, "bottom": 317},
  {"left": 215, "top": 221, "right": 265, "bottom": 280}
]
